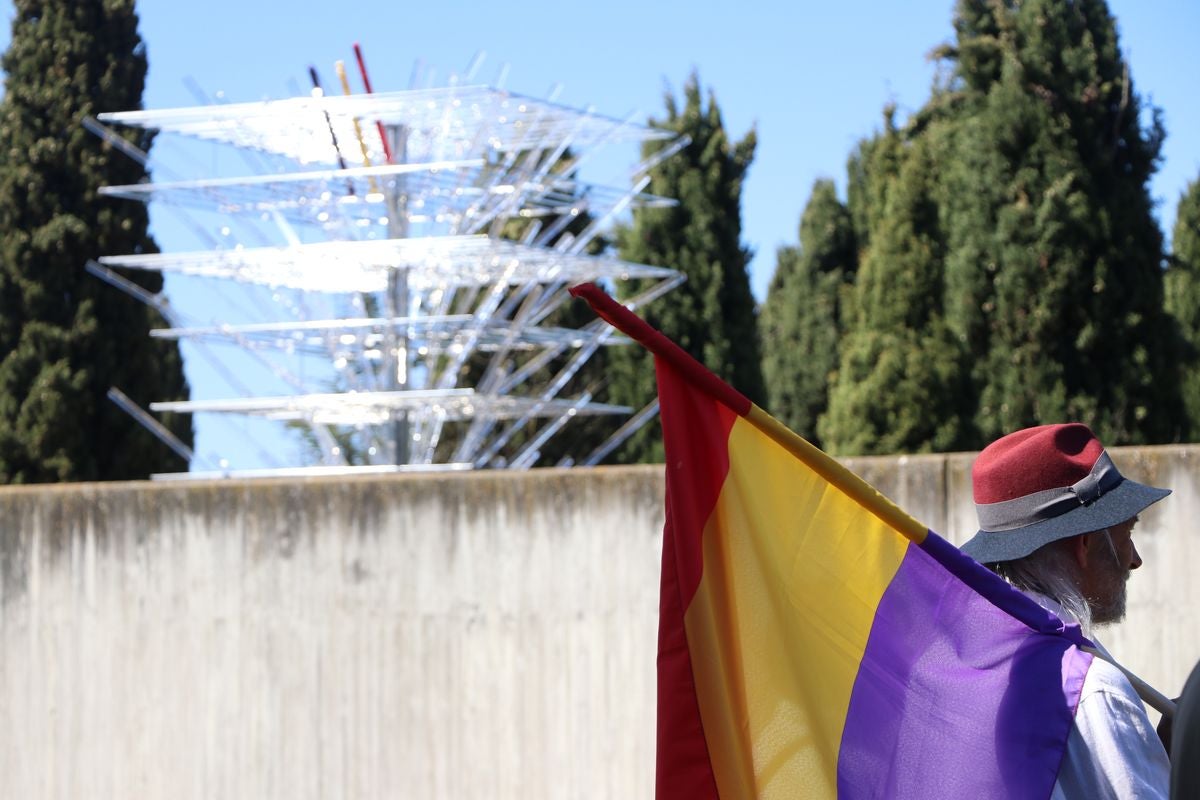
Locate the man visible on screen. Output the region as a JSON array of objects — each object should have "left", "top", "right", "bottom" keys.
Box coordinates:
[{"left": 960, "top": 422, "right": 1171, "bottom": 799}]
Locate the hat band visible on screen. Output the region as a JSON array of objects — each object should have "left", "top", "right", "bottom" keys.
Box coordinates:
[{"left": 975, "top": 451, "right": 1124, "bottom": 532}]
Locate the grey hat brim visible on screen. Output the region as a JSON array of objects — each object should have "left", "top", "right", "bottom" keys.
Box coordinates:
[{"left": 960, "top": 478, "right": 1170, "bottom": 563}]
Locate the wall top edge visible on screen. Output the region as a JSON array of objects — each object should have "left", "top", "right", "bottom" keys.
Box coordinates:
[{"left": 0, "top": 463, "right": 668, "bottom": 497}]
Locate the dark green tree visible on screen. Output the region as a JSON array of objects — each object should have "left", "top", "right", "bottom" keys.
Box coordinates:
[
  {"left": 759, "top": 179, "right": 856, "bottom": 446},
  {"left": 0, "top": 0, "right": 191, "bottom": 483},
  {"left": 845, "top": 104, "right": 911, "bottom": 256},
  {"left": 938, "top": 0, "right": 1180, "bottom": 445},
  {"left": 1165, "top": 177, "right": 1200, "bottom": 440},
  {"left": 608, "top": 73, "right": 764, "bottom": 463},
  {"left": 821, "top": 126, "right": 972, "bottom": 454},
  {"left": 825, "top": 0, "right": 1180, "bottom": 453}
]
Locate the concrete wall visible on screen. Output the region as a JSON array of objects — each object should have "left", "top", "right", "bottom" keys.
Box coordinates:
[{"left": 1, "top": 448, "right": 1197, "bottom": 798}]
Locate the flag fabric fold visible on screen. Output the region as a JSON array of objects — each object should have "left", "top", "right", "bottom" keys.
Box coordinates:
[{"left": 569, "top": 283, "right": 1093, "bottom": 800}]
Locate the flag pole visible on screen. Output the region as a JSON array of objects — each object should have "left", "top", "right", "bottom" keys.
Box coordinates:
[{"left": 1082, "top": 646, "right": 1177, "bottom": 718}]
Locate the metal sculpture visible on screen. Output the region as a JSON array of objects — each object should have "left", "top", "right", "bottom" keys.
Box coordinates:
[{"left": 92, "top": 59, "right": 683, "bottom": 478}]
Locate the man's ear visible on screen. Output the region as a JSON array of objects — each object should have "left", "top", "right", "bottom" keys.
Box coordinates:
[{"left": 1064, "top": 533, "right": 1089, "bottom": 571}]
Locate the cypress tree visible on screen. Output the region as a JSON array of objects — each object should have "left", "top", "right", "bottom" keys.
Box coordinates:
[
  {"left": 940, "top": 0, "right": 1179, "bottom": 445},
  {"left": 825, "top": 0, "right": 1180, "bottom": 453},
  {"left": 609, "top": 73, "right": 764, "bottom": 463},
  {"left": 845, "top": 105, "right": 910, "bottom": 255},
  {"left": 0, "top": 0, "right": 191, "bottom": 483},
  {"left": 820, "top": 124, "right": 972, "bottom": 455},
  {"left": 759, "top": 179, "right": 856, "bottom": 446},
  {"left": 1165, "top": 177, "right": 1200, "bottom": 440}
]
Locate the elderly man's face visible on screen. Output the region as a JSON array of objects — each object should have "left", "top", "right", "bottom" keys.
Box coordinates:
[{"left": 1083, "top": 517, "right": 1142, "bottom": 625}]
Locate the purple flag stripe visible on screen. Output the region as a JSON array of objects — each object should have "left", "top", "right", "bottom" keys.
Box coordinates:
[
  {"left": 836, "top": 532, "right": 1091, "bottom": 799},
  {"left": 919, "top": 531, "right": 1093, "bottom": 646}
]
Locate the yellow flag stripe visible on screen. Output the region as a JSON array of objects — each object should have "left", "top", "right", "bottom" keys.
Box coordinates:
[
  {"left": 744, "top": 405, "right": 928, "bottom": 545},
  {"left": 686, "top": 413, "right": 912, "bottom": 797}
]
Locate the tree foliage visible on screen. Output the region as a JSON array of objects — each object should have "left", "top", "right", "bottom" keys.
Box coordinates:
[
  {"left": 1165, "top": 177, "right": 1200, "bottom": 440},
  {"left": 821, "top": 127, "right": 973, "bottom": 454},
  {"left": 759, "top": 179, "right": 855, "bottom": 447},
  {"left": 941, "top": 0, "right": 1179, "bottom": 446},
  {"left": 817, "top": 0, "right": 1180, "bottom": 454},
  {"left": 609, "top": 72, "right": 764, "bottom": 463},
  {"left": 0, "top": 0, "right": 191, "bottom": 482}
]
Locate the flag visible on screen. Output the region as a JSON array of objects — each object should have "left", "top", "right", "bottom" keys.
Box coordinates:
[{"left": 569, "top": 284, "right": 1092, "bottom": 799}]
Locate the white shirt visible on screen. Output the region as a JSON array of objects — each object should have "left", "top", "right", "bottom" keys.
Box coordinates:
[{"left": 1024, "top": 594, "right": 1170, "bottom": 799}]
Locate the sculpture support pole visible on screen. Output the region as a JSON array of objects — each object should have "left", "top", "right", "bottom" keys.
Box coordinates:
[{"left": 386, "top": 124, "right": 410, "bottom": 464}]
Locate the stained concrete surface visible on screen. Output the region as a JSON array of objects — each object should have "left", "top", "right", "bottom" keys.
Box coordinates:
[{"left": 0, "top": 449, "right": 1196, "bottom": 798}]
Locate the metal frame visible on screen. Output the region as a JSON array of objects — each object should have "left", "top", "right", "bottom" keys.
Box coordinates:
[{"left": 97, "top": 75, "right": 683, "bottom": 477}]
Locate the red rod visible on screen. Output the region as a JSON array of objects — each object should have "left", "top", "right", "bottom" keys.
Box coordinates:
[{"left": 353, "top": 43, "right": 395, "bottom": 164}]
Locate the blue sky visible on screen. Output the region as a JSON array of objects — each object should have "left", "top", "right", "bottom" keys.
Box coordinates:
[{"left": 3, "top": 0, "right": 1199, "bottom": 471}]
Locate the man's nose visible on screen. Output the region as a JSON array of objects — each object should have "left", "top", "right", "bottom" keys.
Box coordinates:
[{"left": 1129, "top": 541, "right": 1143, "bottom": 570}]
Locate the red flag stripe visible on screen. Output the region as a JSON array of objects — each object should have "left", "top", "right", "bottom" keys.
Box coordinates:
[{"left": 655, "top": 360, "right": 735, "bottom": 799}]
